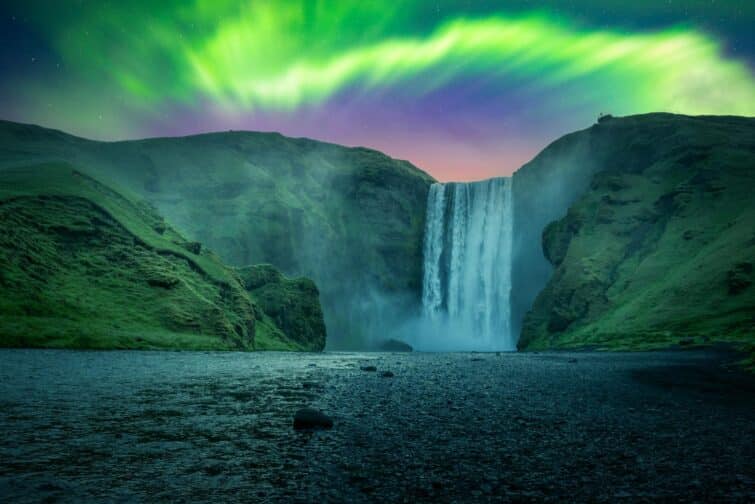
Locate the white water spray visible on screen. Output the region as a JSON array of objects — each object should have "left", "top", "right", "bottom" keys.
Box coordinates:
[{"left": 419, "top": 177, "right": 515, "bottom": 350}]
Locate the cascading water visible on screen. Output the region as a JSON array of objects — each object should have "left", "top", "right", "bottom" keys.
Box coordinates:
[{"left": 420, "top": 177, "right": 515, "bottom": 350}]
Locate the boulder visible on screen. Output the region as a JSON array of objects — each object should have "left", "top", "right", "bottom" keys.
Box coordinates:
[
  {"left": 181, "top": 241, "right": 202, "bottom": 255},
  {"left": 293, "top": 408, "right": 333, "bottom": 430},
  {"left": 378, "top": 339, "right": 413, "bottom": 352}
]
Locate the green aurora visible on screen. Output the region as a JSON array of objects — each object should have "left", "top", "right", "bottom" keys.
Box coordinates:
[{"left": 2, "top": 1, "right": 754, "bottom": 179}]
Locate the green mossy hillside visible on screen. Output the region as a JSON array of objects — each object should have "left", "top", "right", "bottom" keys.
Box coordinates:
[
  {"left": 0, "top": 121, "right": 435, "bottom": 348},
  {"left": 519, "top": 114, "right": 755, "bottom": 352},
  {"left": 0, "top": 163, "right": 325, "bottom": 351}
]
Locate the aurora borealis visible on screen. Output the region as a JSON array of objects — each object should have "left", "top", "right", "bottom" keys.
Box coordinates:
[{"left": 1, "top": 1, "right": 754, "bottom": 180}]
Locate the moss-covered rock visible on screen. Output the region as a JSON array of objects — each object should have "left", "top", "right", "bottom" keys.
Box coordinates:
[
  {"left": 237, "top": 264, "right": 326, "bottom": 351},
  {"left": 519, "top": 114, "right": 755, "bottom": 352}
]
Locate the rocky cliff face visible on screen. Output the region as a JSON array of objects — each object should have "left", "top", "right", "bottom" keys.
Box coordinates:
[
  {"left": 0, "top": 163, "right": 324, "bottom": 351},
  {"left": 518, "top": 114, "right": 755, "bottom": 350},
  {"left": 0, "top": 122, "right": 435, "bottom": 348}
]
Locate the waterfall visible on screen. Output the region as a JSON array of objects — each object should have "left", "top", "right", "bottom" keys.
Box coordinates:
[
  {"left": 420, "top": 177, "right": 515, "bottom": 350},
  {"left": 421, "top": 183, "right": 447, "bottom": 316}
]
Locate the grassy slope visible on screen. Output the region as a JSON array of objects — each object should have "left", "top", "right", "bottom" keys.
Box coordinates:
[
  {"left": 0, "top": 163, "right": 323, "bottom": 351},
  {"left": 519, "top": 114, "right": 755, "bottom": 354},
  {"left": 0, "top": 121, "right": 434, "bottom": 348}
]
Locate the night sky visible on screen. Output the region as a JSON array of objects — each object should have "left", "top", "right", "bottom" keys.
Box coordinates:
[{"left": 1, "top": 1, "right": 753, "bottom": 181}]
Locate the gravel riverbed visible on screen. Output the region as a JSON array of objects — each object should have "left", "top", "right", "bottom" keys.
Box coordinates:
[{"left": 0, "top": 349, "right": 753, "bottom": 502}]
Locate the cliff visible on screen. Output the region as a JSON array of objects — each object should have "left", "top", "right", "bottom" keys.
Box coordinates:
[
  {"left": 0, "top": 163, "right": 325, "bottom": 351},
  {"left": 0, "top": 121, "right": 435, "bottom": 348},
  {"left": 517, "top": 114, "right": 755, "bottom": 350}
]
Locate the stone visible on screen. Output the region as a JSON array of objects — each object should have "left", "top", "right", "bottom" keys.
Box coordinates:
[
  {"left": 377, "top": 339, "right": 413, "bottom": 352},
  {"left": 380, "top": 371, "right": 394, "bottom": 378},
  {"left": 727, "top": 262, "right": 752, "bottom": 295},
  {"left": 360, "top": 365, "right": 377, "bottom": 372},
  {"left": 293, "top": 408, "right": 333, "bottom": 430},
  {"left": 181, "top": 241, "right": 202, "bottom": 254}
]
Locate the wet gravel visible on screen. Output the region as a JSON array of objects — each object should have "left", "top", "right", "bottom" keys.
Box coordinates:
[{"left": 0, "top": 349, "right": 753, "bottom": 502}]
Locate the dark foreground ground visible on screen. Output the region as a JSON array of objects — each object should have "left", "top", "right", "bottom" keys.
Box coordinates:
[{"left": 0, "top": 349, "right": 753, "bottom": 502}]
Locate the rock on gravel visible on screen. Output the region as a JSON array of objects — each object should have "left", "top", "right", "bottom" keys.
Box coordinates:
[
  {"left": 293, "top": 408, "right": 333, "bottom": 430},
  {"left": 378, "top": 339, "right": 413, "bottom": 352}
]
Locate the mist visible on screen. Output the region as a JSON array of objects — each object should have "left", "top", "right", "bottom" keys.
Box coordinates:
[{"left": 366, "top": 126, "right": 603, "bottom": 352}]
